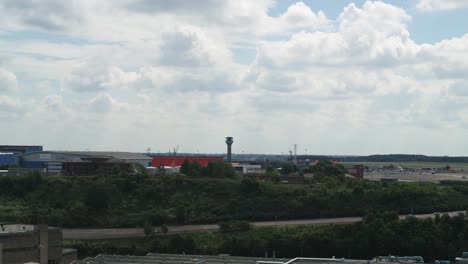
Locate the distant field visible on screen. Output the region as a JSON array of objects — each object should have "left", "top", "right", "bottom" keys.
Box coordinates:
[{"left": 342, "top": 161, "right": 468, "bottom": 170}]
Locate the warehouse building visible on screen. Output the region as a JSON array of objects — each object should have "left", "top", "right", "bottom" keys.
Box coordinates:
[
  {"left": 17, "top": 151, "right": 152, "bottom": 175},
  {"left": 0, "top": 145, "right": 43, "bottom": 166},
  {"left": 0, "top": 224, "right": 76, "bottom": 264}
]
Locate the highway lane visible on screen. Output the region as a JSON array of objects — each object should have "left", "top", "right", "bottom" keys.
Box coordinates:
[{"left": 63, "top": 211, "right": 465, "bottom": 240}]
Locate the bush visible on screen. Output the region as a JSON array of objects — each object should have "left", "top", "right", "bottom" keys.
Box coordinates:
[{"left": 144, "top": 221, "right": 154, "bottom": 237}]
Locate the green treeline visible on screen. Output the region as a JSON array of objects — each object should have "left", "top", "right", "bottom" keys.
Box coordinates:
[
  {"left": 66, "top": 212, "right": 468, "bottom": 261},
  {"left": 1, "top": 162, "right": 468, "bottom": 227}
]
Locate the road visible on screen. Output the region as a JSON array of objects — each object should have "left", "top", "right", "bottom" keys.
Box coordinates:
[{"left": 63, "top": 211, "right": 465, "bottom": 240}]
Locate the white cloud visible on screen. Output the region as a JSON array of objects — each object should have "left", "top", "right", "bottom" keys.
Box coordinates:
[
  {"left": 101, "top": 67, "right": 143, "bottom": 89},
  {"left": 255, "top": 2, "right": 418, "bottom": 69},
  {"left": 87, "top": 93, "right": 123, "bottom": 113},
  {"left": 158, "top": 26, "right": 232, "bottom": 67},
  {"left": 0, "top": 68, "right": 18, "bottom": 93},
  {"left": 259, "top": 1, "right": 331, "bottom": 36},
  {"left": 279, "top": 2, "right": 328, "bottom": 28},
  {"left": 67, "top": 63, "right": 146, "bottom": 92},
  {"left": 416, "top": 0, "right": 468, "bottom": 11},
  {"left": 1, "top": 1, "right": 468, "bottom": 154}
]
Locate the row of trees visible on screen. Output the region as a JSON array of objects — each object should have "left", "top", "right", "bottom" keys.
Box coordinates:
[
  {"left": 1, "top": 167, "right": 468, "bottom": 227},
  {"left": 66, "top": 212, "right": 468, "bottom": 261},
  {"left": 180, "top": 160, "right": 236, "bottom": 178}
]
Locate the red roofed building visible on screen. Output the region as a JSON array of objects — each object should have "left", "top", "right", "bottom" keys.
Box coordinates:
[{"left": 152, "top": 156, "right": 224, "bottom": 167}]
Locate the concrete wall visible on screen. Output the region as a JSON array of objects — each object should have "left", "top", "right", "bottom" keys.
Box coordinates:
[
  {"left": 48, "top": 228, "right": 63, "bottom": 263},
  {"left": 0, "top": 226, "right": 65, "bottom": 264},
  {"left": 39, "top": 225, "right": 48, "bottom": 264},
  {"left": 0, "top": 231, "right": 39, "bottom": 264}
]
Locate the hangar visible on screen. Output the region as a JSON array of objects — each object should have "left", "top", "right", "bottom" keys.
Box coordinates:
[
  {"left": 0, "top": 145, "right": 43, "bottom": 166},
  {"left": 17, "top": 151, "right": 152, "bottom": 175}
]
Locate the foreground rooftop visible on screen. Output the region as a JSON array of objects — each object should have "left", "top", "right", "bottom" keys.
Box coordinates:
[
  {"left": 0, "top": 224, "right": 35, "bottom": 234},
  {"left": 75, "top": 253, "right": 368, "bottom": 264}
]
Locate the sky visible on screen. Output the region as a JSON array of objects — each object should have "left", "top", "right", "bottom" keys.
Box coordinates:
[{"left": 1, "top": 0, "right": 468, "bottom": 156}]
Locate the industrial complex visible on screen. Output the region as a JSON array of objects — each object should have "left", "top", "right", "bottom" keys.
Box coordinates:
[
  {"left": 0, "top": 138, "right": 365, "bottom": 181},
  {"left": 0, "top": 137, "right": 269, "bottom": 177}
]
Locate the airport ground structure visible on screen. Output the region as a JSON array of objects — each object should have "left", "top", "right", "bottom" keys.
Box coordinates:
[
  {"left": 0, "top": 224, "right": 76, "bottom": 264},
  {"left": 4, "top": 144, "right": 468, "bottom": 183}
]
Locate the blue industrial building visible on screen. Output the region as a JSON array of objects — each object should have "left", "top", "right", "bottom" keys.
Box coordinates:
[
  {"left": 17, "top": 151, "right": 152, "bottom": 174},
  {"left": 0, "top": 145, "right": 43, "bottom": 166}
]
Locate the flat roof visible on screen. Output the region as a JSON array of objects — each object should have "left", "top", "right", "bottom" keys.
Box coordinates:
[
  {"left": 18, "top": 151, "right": 152, "bottom": 160},
  {"left": 62, "top": 151, "right": 152, "bottom": 160},
  {"left": 0, "top": 145, "right": 42, "bottom": 148},
  {"left": 0, "top": 224, "right": 61, "bottom": 235},
  {"left": 0, "top": 224, "right": 35, "bottom": 234},
  {"left": 75, "top": 253, "right": 369, "bottom": 264}
]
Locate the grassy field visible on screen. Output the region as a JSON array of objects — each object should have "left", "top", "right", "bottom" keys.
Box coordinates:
[{"left": 342, "top": 161, "right": 468, "bottom": 170}]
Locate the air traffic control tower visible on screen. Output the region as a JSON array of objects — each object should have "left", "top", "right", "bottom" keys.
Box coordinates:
[{"left": 225, "top": 137, "right": 234, "bottom": 163}]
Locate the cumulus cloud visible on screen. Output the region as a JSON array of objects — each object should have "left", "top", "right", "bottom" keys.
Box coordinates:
[
  {"left": 66, "top": 63, "right": 109, "bottom": 92},
  {"left": 255, "top": 1, "right": 418, "bottom": 69},
  {"left": 2, "top": 0, "right": 468, "bottom": 153},
  {"left": 87, "top": 93, "right": 120, "bottom": 113},
  {"left": 101, "top": 67, "right": 143, "bottom": 89},
  {"left": 416, "top": 0, "right": 468, "bottom": 11},
  {"left": 279, "top": 2, "right": 328, "bottom": 28},
  {"left": 0, "top": 68, "right": 17, "bottom": 93},
  {"left": 158, "top": 26, "right": 232, "bottom": 67},
  {"left": 67, "top": 63, "right": 146, "bottom": 92},
  {"left": 260, "top": 1, "right": 331, "bottom": 36}
]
